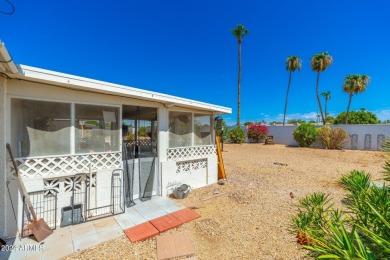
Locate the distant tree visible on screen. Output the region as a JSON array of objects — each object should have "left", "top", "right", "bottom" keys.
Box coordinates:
[
  {"left": 269, "top": 121, "right": 282, "bottom": 125},
  {"left": 283, "top": 56, "right": 302, "bottom": 125},
  {"left": 321, "top": 91, "right": 331, "bottom": 122},
  {"left": 287, "top": 119, "right": 305, "bottom": 125},
  {"left": 138, "top": 126, "right": 148, "bottom": 136},
  {"left": 232, "top": 24, "right": 249, "bottom": 126},
  {"left": 243, "top": 122, "right": 250, "bottom": 126},
  {"left": 333, "top": 109, "right": 379, "bottom": 124},
  {"left": 381, "top": 119, "right": 390, "bottom": 124},
  {"left": 326, "top": 115, "right": 335, "bottom": 124},
  {"left": 342, "top": 74, "right": 370, "bottom": 124},
  {"left": 311, "top": 52, "right": 333, "bottom": 125}
]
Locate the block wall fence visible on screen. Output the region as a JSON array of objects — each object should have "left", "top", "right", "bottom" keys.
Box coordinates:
[
  {"left": 227, "top": 125, "right": 390, "bottom": 150},
  {"left": 267, "top": 125, "right": 390, "bottom": 150}
]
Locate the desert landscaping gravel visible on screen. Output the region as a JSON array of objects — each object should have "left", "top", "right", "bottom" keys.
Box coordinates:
[{"left": 64, "top": 143, "right": 388, "bottom": 259}]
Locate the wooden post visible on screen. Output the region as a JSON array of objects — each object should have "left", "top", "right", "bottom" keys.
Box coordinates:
[{"left": 215, "top": 133, "right": 226, "bottom": 179}]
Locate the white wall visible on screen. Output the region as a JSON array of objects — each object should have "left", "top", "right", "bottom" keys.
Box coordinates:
[
  {"left": 268, "top": 125, "right": 390, "bottom": 150},
  {"left": 160, "top": 155, "right": 218, "bottom": 196}
]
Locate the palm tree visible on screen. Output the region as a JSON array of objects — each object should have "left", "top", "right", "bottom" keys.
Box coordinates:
[
  {"left": 321, "top": 91, "right": 331, "bottom": 122},
  {"left": 311, "top": 52, "right": 333, "bottom": 125},
  {"left": 343, "top": 74, "right": 370, "bottom": 124},
  {"left": 283, "top": 56, "right": 302, "bottom": 125},
  {"left": 232, "top": 24, "right": 248, "bottom": 126}
]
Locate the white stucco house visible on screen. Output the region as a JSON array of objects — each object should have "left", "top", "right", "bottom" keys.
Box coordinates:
[{"left": 0, "top": 41, "right": 231, "bottom": 238}]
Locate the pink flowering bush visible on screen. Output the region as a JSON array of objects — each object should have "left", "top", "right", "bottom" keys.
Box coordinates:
[{"left": 247, "top": 122, "right": 268, "bottom": 142}]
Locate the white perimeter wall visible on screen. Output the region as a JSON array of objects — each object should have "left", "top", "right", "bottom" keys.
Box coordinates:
[{"left": 268, "top": 125, "right": 390, "bottom": 150}]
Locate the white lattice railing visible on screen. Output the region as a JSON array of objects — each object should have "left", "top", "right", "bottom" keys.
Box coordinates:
[
  {"left": 167, "top": 145, "right": 216, "bottom": 161},
  {"left": 9, "top": 152, "right": 121, "bottom": 179}
]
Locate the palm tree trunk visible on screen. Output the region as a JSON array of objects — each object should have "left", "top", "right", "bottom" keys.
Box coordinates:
[
  {"left": 324, "top": 98, "right": 328, "bottom": 122},
  {"left": 237, "top": 41, "right": 241, "bottom": 126},
  {"left": 315, "top": 71, "right": 326, "bottom": 125},
  {"left": 283, "top": 71, "right": 292, "bottom": 125},
  {"left": 345, "top": 94, "right": 353, "bottom": 124}
]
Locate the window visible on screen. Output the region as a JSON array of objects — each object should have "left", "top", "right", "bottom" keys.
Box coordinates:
[
  {"left": 11, "top": 98, "right": 121, "bottom": 157},
  {"left": 169, "top": 112, "right": 192, "bottom": 148},
  {"left": 11, "top": 99, "right": 71, "bottom": 157},
  {"left": 169, "top": 112, "right": 212, "bottom": 148},
  {"left": 194, "top": 114, "right": 211, "bottom": 145},
  {"left": 75, "top": 104, "right": 120, "bottom": 153}
]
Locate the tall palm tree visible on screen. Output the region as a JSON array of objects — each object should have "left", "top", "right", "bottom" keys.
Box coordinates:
[
  {"left": 283, "top": 56, "right": 302, "bottom": 125},
  {"left": 321, "top": 91, "right": 331, "bottom": 122},
  {"left": 311, "top": 52, "right": 333, "bottom": 125},
  {"left": 343, "top": 74, "right": 370, "bottom": 124},
  {"left": 232, "top": 24, "right": 248, "bottom": 126}
]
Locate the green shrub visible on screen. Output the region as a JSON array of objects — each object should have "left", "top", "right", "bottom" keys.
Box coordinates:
[
  {"left": 317, "top": 126, "right": 349, "bottom": 149},
  {"left": 382, "top": 137, "right": 390, "bottom": 152},
  {"left": 291, "top": 192, "right": 333, "bottom": 243},
  {"left": 292, "top": 122, "right": 317, "bottom": 147},
  {"left": 292, "top": 170, "right": 390, "bottom": 258},
  {"left": 338, "top": 171, "right": 390, "bottom": 258},
  {"left": 227, "top": 126, "right": 246, "bottom": 144},
  {"left": 333, "top": 110, "right": 380, "bottom": 124},
  {"left": 382, "top": 137, "right": 390, "bottom": 181}
]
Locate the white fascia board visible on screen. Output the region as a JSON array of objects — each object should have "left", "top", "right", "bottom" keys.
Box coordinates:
[{"left": 16, "top": 65, "right": 232, "bottom": 114}]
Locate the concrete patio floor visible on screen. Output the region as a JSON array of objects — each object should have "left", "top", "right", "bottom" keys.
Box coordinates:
[{"left": 1, "top": 196, "right": 185, "bottom": 260}]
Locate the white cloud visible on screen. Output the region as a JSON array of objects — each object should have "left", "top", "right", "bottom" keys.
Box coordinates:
[{"left": 374, "top": 109, "right": 390, "bottom": 121}]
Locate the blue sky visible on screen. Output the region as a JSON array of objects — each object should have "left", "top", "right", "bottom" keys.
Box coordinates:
[{"left": 1, "top": 0, "right": 389, "bottom": 125}]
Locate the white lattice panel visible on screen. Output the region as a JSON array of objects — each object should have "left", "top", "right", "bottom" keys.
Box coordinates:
[
  {"left": 9, "top": 152, "right": 121, "bottom": 179},
  {"left": 176, "top": 159, "right": 207, "bottom": 173},
  {"left": 167, "top": 145, "right": 216, "bottom": 161}
]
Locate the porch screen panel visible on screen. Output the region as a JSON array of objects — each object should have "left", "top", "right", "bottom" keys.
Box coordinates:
[
  {"left": 194, "top": 114, "right": 211, "bottom": 145},
  {"left": 11, "top": 99, "right": 71, "bottom": 157},
  {"left": 75, "top": 104, "right": 120, "bottom": 153},
  {"left": 169, "top": 112, "right": 192, "bottom": 148}
]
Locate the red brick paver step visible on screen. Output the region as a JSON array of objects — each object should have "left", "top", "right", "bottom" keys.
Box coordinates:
[
  {"left": 150, "top": 214, "right": 182, "bottom": 233},
  {"left": 170, "top": 208, "right": 201, "bottom": 224},
  {"left": 156, "top": 232, "right": 195, "bottom": 260},
  {"left": 124, "top": 222, "right": 159, "bottom": 242}
]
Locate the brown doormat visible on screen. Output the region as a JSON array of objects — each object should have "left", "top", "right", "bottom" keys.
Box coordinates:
[{"left": 156, "top": 232, "right": 195, "bottom": 260}]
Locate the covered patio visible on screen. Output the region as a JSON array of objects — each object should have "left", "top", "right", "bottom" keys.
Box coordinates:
[{"left": 0, "top": 41, "right": 231, "bottom": 254}]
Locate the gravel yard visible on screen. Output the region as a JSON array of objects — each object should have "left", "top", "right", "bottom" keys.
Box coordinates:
[{"left": 64, "top": 144, "right": 387, "bottom": 259}]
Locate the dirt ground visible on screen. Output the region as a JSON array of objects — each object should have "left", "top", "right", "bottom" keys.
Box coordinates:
[{"left": 64, "top": 144, "right": 388, "bottom": 259}]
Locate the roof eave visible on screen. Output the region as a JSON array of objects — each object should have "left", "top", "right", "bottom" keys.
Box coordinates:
[
  {"left": 15, "top": 65, "right": 232, "bottom": 114},
  {"left": 0, "top": 41, "right": 18, "bottom": 74}
]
